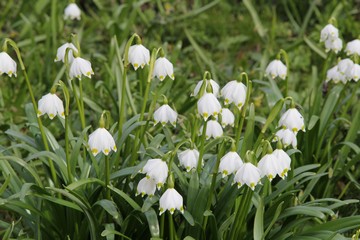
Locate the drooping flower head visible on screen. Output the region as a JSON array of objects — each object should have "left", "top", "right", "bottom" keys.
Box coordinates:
[
  {"left": 88, "top": 128, "right": 117, "bottom": 156},
  {"left": 192, "top": 79, "right": 220, "bottom": 97},
  {"left": 326, "top": 66, "right": 346, "bottom": 84},
  {"left": 345, "top": 63, "right": 360, "bottom": 82},
  {"left": 218, "top": 151, "right": 243, "bottom": 178},
  {"left": 220, "top": 108, "right": 235, "bottom": 127},
  {"left": 273, "top": 128, "right": 297, "bottom": 148},
  {"left": 136, "top": 177, "right": 157, "bottom": 197},
  {"left": 258, "top": 153, "right": 280, "bottom": 182},
  {"left": 177, "top": 149, "right": 201, "bottom": 172},
  {"left": 37, "top": 93, "right": 65, "bottom": 120},
  {"left": 320, "top": 23, "right": 339, "bottom": 42},
  {"left": 197, "top": 93, "right": 222, "bottom": 121},
  {"left": 278, "top": 108, "right": 305, "bottom": 133},
  {"left": 0, "top": 52, "right": 17, "bottom": 77},
  {"left": 200, "top": 120, "right": 223, "bottom": 140},
  {"left": 69, "top": 57, "right": 94, "bottom": 80},
  {"left": 64, "top": 3, "right": 81, "bottom": 20},
  {"left": 128, "top": 43, "right": 150, "bottom": 70},
  {"left": 55, "top": 43, "right": 78, "bottom": 63},
  {"left": 265, "top": 60, "right": 287, "bottom": 80},
  {"left": 272, "top": 149, "right": 291, "bottom": 179},
  {"left": 153, "top": 57, "right": 174, "bottom": 81},
  {"left": 159, "top": 188, "right": 184, "bottom": 215},
  {"left": 337, "top": 58, "right": 354, "bottom": 74},
  {"left": 153, "top": 104, "right": 177, "bottom": 127},
  {"left": 234, "top": 162, "right": 261, "bottom": 190},
  {"left": 324, "top": 37, "right": 342, "bottom": 54},
  {"left": 345, "top": 39, "right": 360, "bottom": 56},
  {"left": 221, "top": 80, "right": 247, "bottom": 109},
  {"left": 140, "top": 159, "right": 168, "bottom": 189}
]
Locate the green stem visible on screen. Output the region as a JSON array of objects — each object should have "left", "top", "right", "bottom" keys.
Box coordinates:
[
  {"left": 4, "top": 39, "right": 58, "bottom": 187},
  {"left": 65, "top": 110, "right": 72, "bottom": 183},
  {"left": 197, "top": 120, "right": 208, "bottom": 173},
  {"left": 160, "top": 213, "right": 165, "bottom": 238},
  {"left": 168, "top": 212, "right": 175, "bottom": 240},
  {"left": 105, "top": 156, "right": 111, "bottom": 200},
  {"left": 78, "top": 80, "right": 86, "bottom": 129}
]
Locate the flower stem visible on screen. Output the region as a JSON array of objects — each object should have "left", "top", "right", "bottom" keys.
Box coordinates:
[
  {"left": 105, "top": 155, "right": 111, "bottom": 200},
  {"left": 197, "top": 120, "right": 208, "bottom": 173},
  {"left": 5, "top": 39, "right": 59, "bottom": 187}
]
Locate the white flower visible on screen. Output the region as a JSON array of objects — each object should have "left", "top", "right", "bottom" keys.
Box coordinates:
[
  {"left": 221, "top": 81, "right": 247, "bottom": 109},
  {"left": 337, "top": 58, "right": 354, "bottom": 74},
  {"left": 159, "top": 188, "right": 184, "bottom": 215},
  {"left": 64, "top": 3, "right": 81, "bottom": 20},
  {"left": 265, "top": 60, "right": 287, "bottom": 80},
  {"left": 192, "top": 79, "right": 220, "bottom": 97},
  {"left": 0, "top": 52, "right": 17, "bottom": 77},
  {"left": 233, "top": 163, "right": 261, "bottom": 190},
  {"left": 37, "top": 93, "right": 65, "bottom": 120},
  {"left": 278, "top": 108, "right": 305, "bottom": 133},
  {"left": 153, "top": 57, "right": 174, "bottom": 81},
  {"left": 69, "top": 57, "right": 94, "bottom": 80},
  {"left": 218, "top": 151, "right": 243, "bottom": 177},
  {"left": 141, "top": 159, "right": 168, "bottom": 189},
  {"left": 153, "top": 104, "right": 177, "bottom": 127},
  {"left": 88, "top": 128, "right": 117, "bottom": 156},
  {"left": 136, "top": 177, "right": 156, "bottom": 197},
  {"left": 220, "top": 108, "right": 235, "bottom": 127},
  {"left": 273, "top": 129, "right": 297, "bottom": 148},
  {"left": 326, "top": 66, "right": 346, "bottom": 84},
  {"left": 345, "top": 39, "right": 360, "bottom": 56},
  {"left": 128, "top": 44, "right": 150, "bottom": 70},
  {"left": 345, "top": 63, "right": 360, "bottom": 82},
  {"left": 324, "top": 37, "right": 342, "bottom": 54},
  {"left": 272, "top": 149, "right": 291, "bottom": 179},
  {"left": 197, "top": 93, "right": 222, "bottom": 120},
  {"left": 177, "top": 149, "right": 200, "bottom": 172},
  {"left": 258, "top": 153, "right": 280, "bottom": 181},
  {"left": 54, "top": 43, "right": 78, "bottom": 63},
  {"left": 320, "top": 24, "right": 339, "bottom": 42},
  {"left": 200, "top": 120, "right": 223, "bottom": 140}
]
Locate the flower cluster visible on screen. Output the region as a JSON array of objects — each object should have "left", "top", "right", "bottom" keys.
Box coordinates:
[{"left": 320, "top": 23, "right": 342, "bottom": 54}]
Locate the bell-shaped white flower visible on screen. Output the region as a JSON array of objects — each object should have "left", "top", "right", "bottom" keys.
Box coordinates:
[
  {"left": 154, "top": 104, "right": 177, "bottom": 127},
  {"left": 326, "top": 66, "right": 346, "bottom": 84},
  {"left": 265, "top": 60, "right": 287, "bottom": 80},
  {"left": 197, "top": 93, "right": 222, "bottom": 121},
  {"left": 54, "top": 43, "right": 78, "bottom": 63},
  {"left": 320, "top": 24, "right": 339, "bottom": 42},
  {"left": 325, "top": 38, "right": 342, "bottom": 54},
  {"left": 0, "top": 52, "right": 17, "bottom": 77},
  {"left": 37, "top": 93, "right": 65, "bottom": 120},
  {"left": 345, "top": 39, "right": 360, "bottom": 56},
  {"left": 153, "top": 57, "right": 174, "bottom": 81},
  {"left": 272, "top": 149, "right": 291, "bottom": 179},
  {"left": 64, "top": 3, "right": 81, "bottom": 20},
  {"left": 128, "top": 44, "right": 150, "bottom": 70},
  {"left": 278, "top": 108, "right": 305, "bottom": 133},
  {"left": 258, "top": 153, "right": 280, "bottom": 181},
  {"left": 345, "top": 63, "right": 360, "bottom": 82},
  {"left": 233, "top": 163, "right": 261, "bottom": 190},
  {"left": 177, "top": 149, "right": 200, "bottom": 172},
  {"left": 221, "top": 81, "right": 247, "bottom": 109},
  {"left": 69, "top": 57, "right": 94, "bottom": 80},
  {"left": 273, "top": 129, "right": 297, "bottom": 148},
  {"left": 218, "top": 151, "right": 243, "bottom": 177},
  {"left": 136, "top": 177, "right": 156, "bottom": 197},
  {"left": 141, "top": 159, "right": 168, "bottom": 189},
  {"left": 200, "top": 120, "right": 223, "bottom": 140},
  {"left": 192, "top": 79, "right": 220, "bottom": 97},
  {"left": 159, "top": 188, "right": 184, "bottom": 215},
  {"left": 88, "top": 128, "right": 117, "bottom": 156},
  {"left": 337, "top": 58, "right": 354, "bottom": 74},
  {"left": 220, "top": 108, "right": 235, "bottom": 127}
]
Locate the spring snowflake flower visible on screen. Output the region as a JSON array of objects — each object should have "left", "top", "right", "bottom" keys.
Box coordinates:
[
  {"left": 272, "top": 149, "right": 291, "bottom": 179},
  {"left": 54, "top": 43, "right": 78, "bottom": 63},
  {"left": 64, "top": 3, "right": 81, "bottom": 20},
  {"left": 0, "top": 52, "right": 17, "bottom": 77},
  {"left": 345, "top": 63, "right": 360, "bottom": 82},
  {"left": 37, "top": 93, "right": 65, "bottom": 119},
  {"left": 324, "top": 38, "right": 342, "bottom": 54},
  {"left": 154, "top": 104, "right": 177, "bottom": 127},
  {"left": 153, "top": 57, "right": 174, "bottom": 81},
  {"left": 273, "top": 129, "right": 297, "bottom": 148},
  {"left": 136, "top": 177, "right": 157, "bottom": 197},
  {"left": 140, "top": 159, "right": 168, "bottom": 189},
  {"left": 159, "top": 188, "right": 184, "bottom": 215},
  {"left": 69, "top": 57, "right": 94, "bottom": 80},
  {"left": 278, "top": 108, "right": 305, "bottom": 133},
  {"left": 220, "top": 108, "right": 235, "bottom": 127},
  {"left": 221, "top": 80, "right": 247, "bottom": 109},
  {"left": 326, "top": 66, "right": 346, "bottom": 84},
  {"left": 200, "top": 120, "right": 223, "bottom": 140},
  {"left": 258, "top": 153, "right": 280, "bottom": 181},
  {"left": 177, "top": 149, "right": 200, "bottom": 172},
  {"left": 218, "top": 151, "right": 243, "bottom": 177},
  {"left": 233, "top": 163, "right": 261, "bottom": 190},
  {"left": 320, "top": 24, "right": 339, "bottom": 42},
  {"left": 345, "top": 39, "right": 360, "bottom": 56},
  {"left": 128, "top": 44, "right": 150, "bottom": 70},
  {"left": 192, "top": 79, "right": 220, "bottom": 97},
  {"left": 197, "top": 93, "right": 222, "bottom": 121},
  {"left": 337, "top": 58, "right": 354, "bottom": 74},
  {"left": 265, "top": 60, "right": 287, "bottom": 80},
  {"left": 88, "top": 128, "right": 117, "bottom": 156}
]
